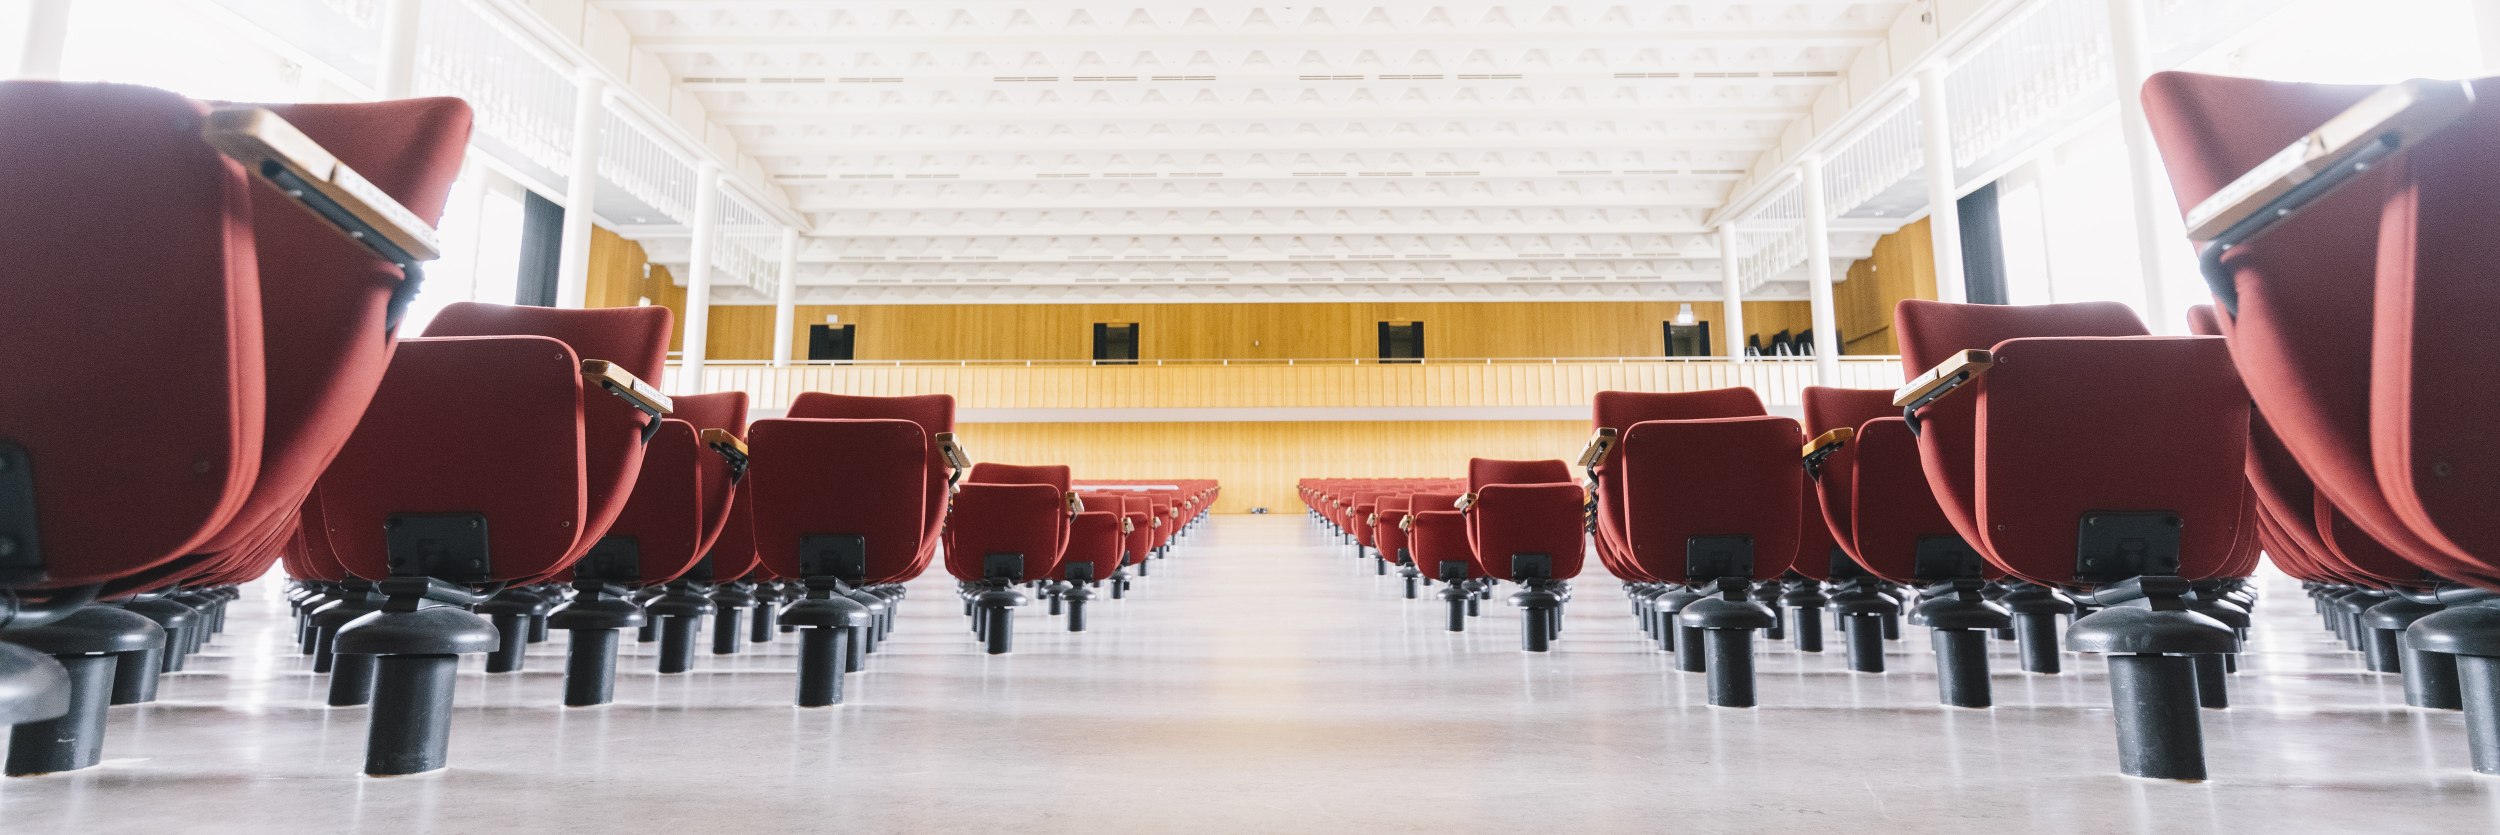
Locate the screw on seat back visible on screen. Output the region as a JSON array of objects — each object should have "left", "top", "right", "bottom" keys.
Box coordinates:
[
  {"left": 1895, "top": 299, "right": 2246, "bottom": 586},
  {"left": 746, "top": 418, "right": 930, "bottom": 586},
  {"left": 2143, "top": 71, "right": 2488, "bottom": 585}
]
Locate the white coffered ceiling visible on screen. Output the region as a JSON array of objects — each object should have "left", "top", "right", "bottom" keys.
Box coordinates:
[{"left": 592, "top": 1, "right": 1923, "bottom": 303}]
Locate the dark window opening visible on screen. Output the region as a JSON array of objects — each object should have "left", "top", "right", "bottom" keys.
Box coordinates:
[
  {"left": 1663, "top": 320, "right": 1712, "bottom": 357},
  {"left": 1378, "top": 321, "right": 1424, "bottom": 363},
  {"left": 514, "top": 192, "right": 564, "bottom": 306},
  {"left": 808, "top": 324, "right": 856, "bottom": 362},
  {"left": 1093, "top": 322, "right": 1139, "bottom": 364}
]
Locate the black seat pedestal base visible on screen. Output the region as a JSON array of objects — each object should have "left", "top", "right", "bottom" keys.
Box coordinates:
[
  {"left": 333, "top": 578, "right": 499, "bottom": 776},
  {"left": 2365, "top": 596, "right": 2461, "bottom": 709},
  {"left": 783, "top": 579, "right": 871, "bottom": 706},
  {"left": 1680, "top": 578, "right": 1776, "bottom": 708},
  {"left": 548, "top": 581, "right": 647, "bottom": 707},
  {"left": 2404, "top": 599, "right": 2500, "bottom": 775},
  {"left": 2067, "top": 576, "right": 2238, "bottom": 781},
  {"left": 1916, "top": 579, "right": 2012, "bottom": 708},
  {"left": 2, "top": 605, "right": 164, "bottom": 776}
]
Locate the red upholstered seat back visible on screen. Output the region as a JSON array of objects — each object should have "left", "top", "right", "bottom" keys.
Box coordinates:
[
  {"left": 707, "top": 478, "right": 763, "bottom": 581},
  {"left": 2142, "top": 71, "right": 2478, "bottom": 584},
  {"left": 1897, "top": 300, "right": 2247, "bottom": 585},
  {"left": 1409, "top": 510, "right": 1478, "bottom": 582},
  {"left": 594, "top": 418, "right": 707, "bottom": 584},
  {"left": 1119, "top": 496, "right": 1153, "bottom": 565},
  {"left": 786, "top": 393, "right": 955, "bottom": 576},
  {"left": 1847, "top": 418, "right": 2000, "bottom": 584},
  {"left": 2, "top": 81, "right": 259, "bottom": 588},
  {"left": 945, "top": 483, "right": 1070, "bottom": 583},
  {"left": 1064, "top": 508, "right": 1124, "bottom": 582},
  {"left": 747, "top": 418, "right": 929, "bottom": 584},
  {"left": 317, "top": 336, "right": 592, "bottom": 583},
  {"left": 969, "top": 462, "right": 1072, "bottom": 493},
  {"left": 424, "top": 302, "right": 672, "bottom": 577},
  {"left": 2362, "top": 76, "right": 2500, "bottom": 579},
  {"left": 1618, "top": 417, "right": 1802, "bottom": 582},
  {"left": 667, "top": 392, "right": 748, "bottom": 555},
  {"left": 1374, "top": 495, "right": 1413, "bottom": 563},
  {"left": 1468, "top": 482, "right": 1588, "bottom": 581},
  {"left": 1799, "top": 386, "right": 1897, "bottom": 573},
  {"left": 1589, "top": 389, "right": 1770, "bottom": 584},
  {"left": 1468, "top": 458, "right": 1572, "bottom": 489}
]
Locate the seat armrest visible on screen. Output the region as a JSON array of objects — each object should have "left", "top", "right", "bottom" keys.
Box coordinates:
[
  {"left": 2185, "top": 78, "right": 2474, "bottom": 243},
  {"left": 1802, "top": 427, "right": 1853, "bottom": 479},
  {"left": 1893, "top": 349, "right": 1993, "bottom": 415},
  {"left": 935, "top": 432, "right": 970, "bottom": 492},
  {"left": 202, "top": 107, "right": 440, "bottom": 265},
  {"left": 700, "top": 428, "right": 748, "bottom": 480},
  {"left": 583, "top": 359, "right": 672, "bottom": 442}
]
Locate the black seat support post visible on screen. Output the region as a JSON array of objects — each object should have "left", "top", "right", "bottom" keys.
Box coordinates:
[
  {"left": 547, "top": 579, "right": 645, "bottom": 707},
  {"left": 2067, "top": 575, "right": 2238, "bottom": 780},
  {"left": 2, "top": 604, "right": 163, "bottom": 775}
]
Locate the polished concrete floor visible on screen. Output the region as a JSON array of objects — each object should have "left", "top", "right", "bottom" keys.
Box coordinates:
[{"left": 1, "top": 514, "right": 2494, "bottom": 833}]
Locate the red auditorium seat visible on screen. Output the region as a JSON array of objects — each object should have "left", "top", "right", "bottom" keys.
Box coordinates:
[
  {"left": 0, "top": 81, "right": 467, "bottom": 776},
  {"left": 1580, "top": 390, "right": 1800, "bottom": 705},
  {"left": 313, "top": 301, "right": 669, "bottom": 776},
  {"left": 1064, "top": 495, "right": 1132, "bottom": 630},
  {"left": 2142, "top": 71, "right": 2500, "bottom": 772},
  {"left": 1588, "top": 388, "right": 1799, "bottom": 707},
  {"left": 533, "top": 391, "right": 747, "bottom": 706},
  {"left": 946, "top": 462, "right": 1075, "bottom": 654},
  {"left": 1803, "top": 386, "right": 2014, "bottom": 701},
  {"left": 1893, "top": 299, "right": 2247, "bottom": 779},
  {"left": 1373, "top": 495, "right": 1418, "bottom": 597},
  {"left": 1462, "top": 459, "right": 1585, "bottom": 651},
  {"left": 747, "top": 392, "right": 959, "bottom": 705},
  {"left": 1116, "top": 495, "right": 1153, "bottom": 595}
]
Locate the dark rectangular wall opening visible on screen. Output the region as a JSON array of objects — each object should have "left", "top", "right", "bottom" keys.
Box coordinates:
[
  {"left": 1958, "top": 181, "right": 2011, "bottom": 305},
  {"left": 807, "top": 324, "right": 856, "bottom": 361},
  {"left": 1093, "top": 322, "right": 1139, "bottom": 364},
  {"left": 1378, "top": 321, "right": 1424, "bottom": 363},
  {"left": 1663, "top": 321, "right": 1712, "bottom": 357},
  {"left": 514, "top": 192, "right": 564, "bottom": 306}
]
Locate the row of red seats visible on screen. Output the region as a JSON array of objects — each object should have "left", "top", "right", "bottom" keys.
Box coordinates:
[
  {"left": 1312, "top": 300, "right": 2259, "bottom": 780},
  {"left": 2141, "top": 70, "right": 2500, "bottom": 776},
  {"left": 1298, "top": 475, "right": 1590, "bottom": 647},
  {"left": 0, "top": 79, "right": 1226, "bottom": 780}
]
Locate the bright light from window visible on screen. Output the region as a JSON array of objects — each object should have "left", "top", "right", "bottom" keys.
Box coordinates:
[{"left": 57, "top": 0, "right": 302, "bottom": 101}]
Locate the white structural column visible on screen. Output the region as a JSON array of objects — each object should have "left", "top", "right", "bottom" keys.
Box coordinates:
[
  {"left": 16, "top": 0, "right": 73, "bottom": 79},
  {"left": 2105, "top": 0, "right": 2180, "bottom": 332},
  {"left": 1799, "top": 156, "right": 1842, "bottom": 383},
  {"left": 679, "top": 164, "right": 723, "bottom": 387},
  {"left": 1718, "top": 224, "right": 1748, "bottom": 360},
  {"left": 552, "top": 71, "right": 606, "bottom": 309},
  {"left": 1917, "top": 66, "right": 1969, "bottom": 304},
  {"left": 770, "top": 227, "right": 799, "bottom": 367},
  {"left": 376, "top": 0, "right": 423, "bottom": 98}
]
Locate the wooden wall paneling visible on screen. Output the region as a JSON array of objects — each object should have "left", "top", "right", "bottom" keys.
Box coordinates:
[{"left": 1836, "top": 217, "right": 1939, "bottom": 356}]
